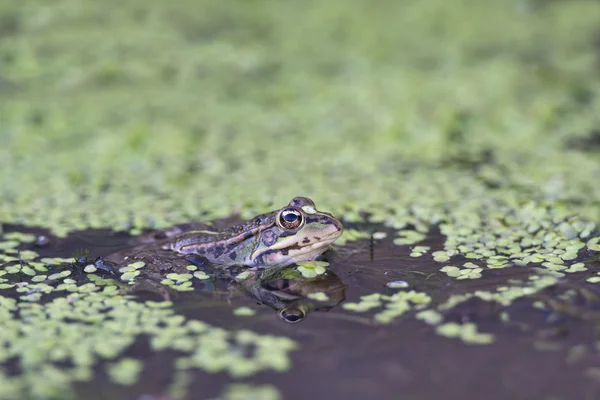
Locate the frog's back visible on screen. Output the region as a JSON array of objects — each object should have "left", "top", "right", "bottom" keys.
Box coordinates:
[{"left": 169, "top": 211, "right": 275, "bottom": 247}]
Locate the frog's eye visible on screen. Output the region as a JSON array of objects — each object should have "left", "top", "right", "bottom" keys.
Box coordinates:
[
  {"left": 277, "top": 208, "right": 304, "bottom": 230},
  {"left": 279, "top": 308, "right": 305, "bottom": 323}
]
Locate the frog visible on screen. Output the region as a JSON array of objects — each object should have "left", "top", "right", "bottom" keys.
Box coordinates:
[{"left": 103, "top": 196, "right": 343, "bottom": 271}]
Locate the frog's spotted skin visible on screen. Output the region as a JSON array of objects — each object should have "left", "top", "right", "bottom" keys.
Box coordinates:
[{"left": 167, "top": 197, "right": 343, "bottom": 268}]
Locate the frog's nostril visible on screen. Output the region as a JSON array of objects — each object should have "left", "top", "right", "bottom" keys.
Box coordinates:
[{"left": 320, "top": 216, "right": 332, "bottom": 223}]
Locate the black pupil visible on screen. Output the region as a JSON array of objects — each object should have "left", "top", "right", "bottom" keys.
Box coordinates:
[
  {"left": 285, "top": 314, "right": 302, "bottom": 322},
  {"left": 283, "top": 212, "right": 298, "bottom": 222}
]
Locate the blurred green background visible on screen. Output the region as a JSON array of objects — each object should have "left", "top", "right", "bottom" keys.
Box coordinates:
[
  {"left": 2, "top": 1, "right": 600, "bottom": 399},
  {"left": 2, "top": 0, "right": 600, "bottom": 237}
]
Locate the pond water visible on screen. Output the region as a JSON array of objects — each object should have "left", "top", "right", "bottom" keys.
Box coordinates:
[{"left": 1, "top": 220, "right": 599, "bottom": 400}]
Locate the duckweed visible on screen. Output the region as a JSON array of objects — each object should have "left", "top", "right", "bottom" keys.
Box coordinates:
[
  {"left": 334, "top": 229, "right": 370, "bottom": 246},
  {"left": 0, "top": 241, "right": 20, "bottom": 250},
  {"left": 1, "top": 0, "right": 600, "bottom": 397},
  {"left": 586, "top": 274, "right": 600, "bottom": 283},
  {"left": 372, "top": 232, "right": 388, "bottom": 240},
  {"left": 161, "top": 278, "right": 194, "bottom": 292},
  {"left": 145, "top": 301, "right": 173, "bottom": 309},
  {"left": 440, "top": 265, "right": 483, "bottom": 280},
  {"left": 48, "top": 271, "right": 72, "bottom": 280},
  {"left": 0, "top": 288, "right": 298, "bottom": 396},
  {"left": 439, "top": 274, "right": 561, "bottom": 309},
  {"left": 343, "top": 291, "right": 432, "bottom": 324},
  {"left": 393, "top": 230, "right": 427, "bottom": 246},
  {"left": 410, "top": 246, "right": 431, "bottom": 258},
  {"left": 3, "top": 233, "right": 36, "bottom": 243},
  {"left": 436, "top": 322, "right": 495, "bottom": 345},
  {"left": 128, "top": 261, "right": 146, "bottom": 269},
  {"left": 166, "top": 273, "right": 193, "bottom": 282},
  {"left": 106, "top": 358, "right": 144, "bottom": 386},
  {"left": 307, "top": 292, "right": 330, "bottom": 302},
  {"left": 217, "top": 383, "right": 281, "bottom": 400},
  {"left": 0, "top": 255, "right": 18, "bottom": 263},
  {"left": 118, "top": 261, "right": 147, "bottom": 273},
  {"left": 193, "top": 271, "right": 211, "bottom": 280},
  {"left": 296, "top": 261, "right": 329, "bottom": 278},
  {"left": 5, "top": 265, "right": 21, "bottom": 274},
  {"left": 588, "top": 238, "right": 600, "bottom": 252},
  {"left": 20, "top": 266, "right": 36, "bottom": 276},
  {"left": 120, "top": 271, "right": 140, "bottom": 281},
  {"left": 415, "top": 310, "right": 444, "bottom": 325},
  {"left": 432, "top": 251, "right": 451, "bottom": 263},
  {"left": 83, "top": 265, "right": 97, "bottom": 273},
  {"left": 343, "top": 294, "right": 383, "bottom": 312},
  {"left": 233, "top": 307, "right": 256, "bottom": 317},
  {"left": 19, "top": 251, "right": 39, "bottom": 261}
]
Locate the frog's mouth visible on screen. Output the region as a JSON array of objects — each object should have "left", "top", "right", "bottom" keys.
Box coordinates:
[{"left": 251, "top": 223, "right": 343, "bottom": 267}]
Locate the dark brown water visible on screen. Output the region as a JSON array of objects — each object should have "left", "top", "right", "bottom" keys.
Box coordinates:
[{"left": 3, "top": 222, "right": 600, "bottom": 400}]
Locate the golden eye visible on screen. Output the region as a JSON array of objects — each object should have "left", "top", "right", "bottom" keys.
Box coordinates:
[{"left": 278, "top": 208, "right": 304, "bottom": 230}]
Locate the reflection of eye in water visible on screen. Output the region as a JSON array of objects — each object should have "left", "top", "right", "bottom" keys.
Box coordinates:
[
  {"left": 279, "top": 308, "right": 305, "bottom": 323},
  {"left": 237, "top": 267, "right": 347, "bottom": 324}
]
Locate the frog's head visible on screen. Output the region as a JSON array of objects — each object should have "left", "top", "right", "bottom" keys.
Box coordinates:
[{"left": 251, "top": 197, "right": 343, "bottom": 267}]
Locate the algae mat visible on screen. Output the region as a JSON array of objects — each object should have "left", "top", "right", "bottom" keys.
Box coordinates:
[{"left": 2, "top": 0, "right": 600, "bottom": 399}]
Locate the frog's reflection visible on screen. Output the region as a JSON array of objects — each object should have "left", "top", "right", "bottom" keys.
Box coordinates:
[
  {"left": 127, "top": 264, "right": 347, "bottom": 324},
  {"left": 230, "top": 267, "right": 347, "bottom": 323}
]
